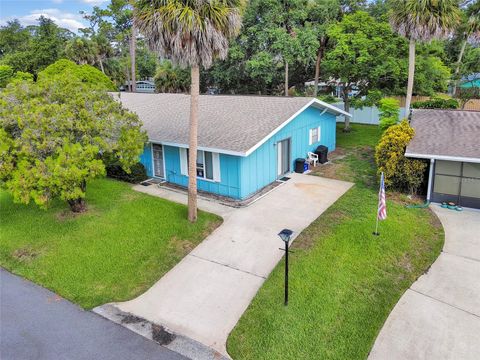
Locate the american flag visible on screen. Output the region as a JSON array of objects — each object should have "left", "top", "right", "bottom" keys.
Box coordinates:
[{"left": 377, "top": 172, "right": 387, "bottom": 220}]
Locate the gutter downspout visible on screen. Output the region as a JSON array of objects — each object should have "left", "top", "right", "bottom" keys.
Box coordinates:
[{"left": 426, "top": 158, "right": 435, "bottom": 202}]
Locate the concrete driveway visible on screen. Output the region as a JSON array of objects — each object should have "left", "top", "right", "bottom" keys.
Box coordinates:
[
  {"left": 369, "top": 206, "right": 480, "bottom": 360},
  {"left": 95, "top": 173, "right": 352, "bottom": 358}
]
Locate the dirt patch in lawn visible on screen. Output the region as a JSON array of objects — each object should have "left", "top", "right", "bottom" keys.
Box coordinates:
[
  {"left": 12, "top": 247, "right": 40, "bottom": 262},
  {"left": 170, "top": 237, "right": 196, "bottom": 254},
  {"left": 427, "top": 208, "right": 443, "bottom": 230},
  {"left": 55, "top": 206, "right": 97, "bottom": 222},
  {"left": 121, "top": 191, "right": 142, "bottom": 202},
  {"left": 312, "top": 162, "right": 348, "bottom": 180},
  {"left": 293, "top": 210, "right": 349, "bottom": 250}
]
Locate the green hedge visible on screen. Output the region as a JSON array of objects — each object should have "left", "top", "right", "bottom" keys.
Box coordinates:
[
  {"left": 106, "top": 162, "right": 148, "bottom": 183},
  {"left": 411, "top": 97, "right": 458, "bottom": 109}
]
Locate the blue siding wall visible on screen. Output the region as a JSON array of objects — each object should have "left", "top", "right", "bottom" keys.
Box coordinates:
[
  {"left": 239, "top": 107, "right": 336, "bottom": 198},
  {"left": 163, "top": 146, "right": 242, "bottom": 199},
  {"left": 140, "top": 143, "right": 153, "bottom": 177}
]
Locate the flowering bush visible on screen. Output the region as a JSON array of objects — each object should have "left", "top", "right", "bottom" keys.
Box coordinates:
[{"left": 375, "top": 120, "right": 427, "bottom": 194}]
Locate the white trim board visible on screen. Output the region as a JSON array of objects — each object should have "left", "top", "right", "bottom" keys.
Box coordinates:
[
  {"left": 151, "top": 139, "right": 245, "bottom": 157},
  {"left": 405, "top": 152, "right": 480, "bottom": 164}
]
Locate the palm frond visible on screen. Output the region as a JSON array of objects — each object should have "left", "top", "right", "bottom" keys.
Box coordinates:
[
  {"left": 390, "top": 0, "right": 461, "bottom": 41},
  {"left": 134, "top": 0, "right": 246, "bottom": 68}
]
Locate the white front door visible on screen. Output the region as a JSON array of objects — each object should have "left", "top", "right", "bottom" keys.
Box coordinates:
[{"left": 152, "top": 144, "right": 165, "bottom": 178}]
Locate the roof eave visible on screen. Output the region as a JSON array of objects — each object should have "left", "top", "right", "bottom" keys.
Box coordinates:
[
  {"left": 150, "top": 139, "right": 247, "bottom": 157},
  {"left": 310, "top": 98, "right": 352, "bottom": 117},
  {"left": 405, "top": 152, "right": 480, "bottom": 164}
]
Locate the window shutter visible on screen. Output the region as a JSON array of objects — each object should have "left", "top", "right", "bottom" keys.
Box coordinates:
[
  {"left": 179, "top": 148, "right": 188, "bottom": 176},
  {"left": 308, "top": 129, "right": 313, "bottom": 145},
  {"left": 317, "top": 126, "right": 321, "bottom": 142},
  {"left": 212, "top": 152, "right": 221, "bottom": 182}
]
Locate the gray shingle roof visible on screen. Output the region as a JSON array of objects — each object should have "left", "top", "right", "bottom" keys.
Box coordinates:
[
  {"left": 405, "top": 109, "right": 480, "bottom": 161},
  {"left": 112, "top": 92, "right": 348, "bottom": 155}
]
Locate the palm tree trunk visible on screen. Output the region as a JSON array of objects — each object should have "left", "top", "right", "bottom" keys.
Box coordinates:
[
  {"left": 130, "top": 26, "right": 136, "bottom": 92},
  {"left": 453, "top": 38, "right": 467, "bottom": 97},
  {"left": 405, "top": 38, "right": 416, "bottom": 114},
  {"left": 284, "top": 60, "right": 289, "bottom": 96},
  {"left": 188, "top": 65, "right": 199, "bottom": 222},
  {"left": 126, "top": 63, "right": 131, "bottom": 92},
  {"left": 98, "top": 55, "right": 105, "bottom": 74}
]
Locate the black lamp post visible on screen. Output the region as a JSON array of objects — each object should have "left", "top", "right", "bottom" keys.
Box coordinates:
[{"left": 278, "top": 228, "right": 293, "bottom": 306}]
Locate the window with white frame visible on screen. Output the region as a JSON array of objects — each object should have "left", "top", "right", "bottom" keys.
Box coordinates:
[
  {"left": 309, "top": 126, "right": 321, "bottom": 145},
  {"left": 179, "top": 148, "right": 220, "bottom": 182}
]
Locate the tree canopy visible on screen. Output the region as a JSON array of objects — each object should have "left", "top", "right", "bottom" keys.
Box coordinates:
[
  {"left": 0, "top": 0, "right": 476, "bottom": 100},
  {"left": 38, "top": 59, "right": 116, "bottom": 91},
  {"left": 0, "top": 77, "right": 146, "bottom": 212}
]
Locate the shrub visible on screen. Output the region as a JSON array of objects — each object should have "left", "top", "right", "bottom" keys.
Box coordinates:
[
  {"left": 38, "top": 59, "right": 116, "bottom": 90},
  {"left": 12, "top": 71, "right": 34, "bottom": 82},
  {"left": 106, "top": 162, "right": 148, "bottom": 183},
  {"left": 375, "top": 120, "right": 427, "bottom": 194},
  {"left": 0, "top": 65, "right": 14, "bottom": 87},
  {"left": 411, "top": 97, "right": 458, "bottom": 109},
  {"left": 378, "top": 97, "right": 400, "bottom": 131},
  {"left": 0, "top": 66, "right": 34, "bottom": 87},
  {"left": 317, "top": 94, "right": 340, "bottom": 103},
  {"left": 154, "top": 60, "right": 190, "bottom": 93}
]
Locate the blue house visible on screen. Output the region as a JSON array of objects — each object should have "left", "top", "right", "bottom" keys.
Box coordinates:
[{"left": 115, "top": 93, "right": 350, "bottom": 200}]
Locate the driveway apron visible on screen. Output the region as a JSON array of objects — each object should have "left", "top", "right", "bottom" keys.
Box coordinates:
[{"left": 96, "top": 173, "right": 352, "bottom": 357}]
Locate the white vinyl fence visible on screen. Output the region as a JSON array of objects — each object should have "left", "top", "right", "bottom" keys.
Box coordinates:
[{"left": 334, "top": 102, "right": 407, "bottom": 125}]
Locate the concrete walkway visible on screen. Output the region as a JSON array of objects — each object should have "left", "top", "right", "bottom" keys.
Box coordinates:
[
  {"left": 95, "top": 173, "right": 352, "bottom": 358},
  {"left": 369, "top": 206, "right": 480, "bottom": 360},
  {"left": 0, "top": 269, "right": 186, "bottom": 360}
]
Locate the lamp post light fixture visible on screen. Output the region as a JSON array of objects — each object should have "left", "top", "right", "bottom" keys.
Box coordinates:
[{"left": 278, "top": 228, "right": 293, "bottom": 306}]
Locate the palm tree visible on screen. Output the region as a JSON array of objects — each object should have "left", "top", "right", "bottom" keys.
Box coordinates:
[
  {"left": 134, "top": 0, "right": 245, "bottom": 222},
  {"left": 130, "top": 25, "right": 137, "bottom": 92},
  {"left": 390, "top": 0, "right": 460, "bottom": 113},
  {"left": 453, "top": 3, "right": 480, "bottom": 96}
]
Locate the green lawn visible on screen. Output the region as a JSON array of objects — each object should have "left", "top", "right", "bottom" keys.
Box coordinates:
[
  {"left": 227, "top": 124, "right": 444, "bottom": 360},
  {"left": 0, "top": 179, "right": 221, "bottom": 309}
]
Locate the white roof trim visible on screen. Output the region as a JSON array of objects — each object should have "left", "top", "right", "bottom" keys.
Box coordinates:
[
  {"left": 310, "top": 98, "right": 351, "bottom": 117},
  {"left": 244, "top": 98, "right": 349, "bottom": 156},
  {"left": 150, "top": 99, "right": 348, "bottom": 157},
  {"left": 405, "top": 152, "right": 480, "bottom": 164},
  {"left": 150, "top": 139, "right": 246, "bottom": 157}
]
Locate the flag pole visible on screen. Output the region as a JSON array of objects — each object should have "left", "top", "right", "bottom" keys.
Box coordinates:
[
  {"left": 373, "top": 172, "right": 386, "bottom": 236},
  {"left": 373, "top": 212, "right": 380, "bottom": 236}
]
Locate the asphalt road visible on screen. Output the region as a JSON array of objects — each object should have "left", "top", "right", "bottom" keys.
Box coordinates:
[{"left": 0, "top": 268, "right": 187, "bottom": 360}]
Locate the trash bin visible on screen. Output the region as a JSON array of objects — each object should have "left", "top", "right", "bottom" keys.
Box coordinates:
[
  {"left": 295, "top": 158, "right": 306, "bottom": 173},
  {"left": 314, "top": 145, "right": 328, "bottom": 164},
  {"left": 303, "top": 161, "right": 309, "bottom": 172}
]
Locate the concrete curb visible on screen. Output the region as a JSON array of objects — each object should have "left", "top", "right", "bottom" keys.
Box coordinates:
[{"left": 93, "top": 304, "right": 229, "bottom": 360}]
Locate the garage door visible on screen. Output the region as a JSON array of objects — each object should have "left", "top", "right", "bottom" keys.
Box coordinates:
[{"left": 432, "top": 160, "right": 480, "bottom": 209}]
